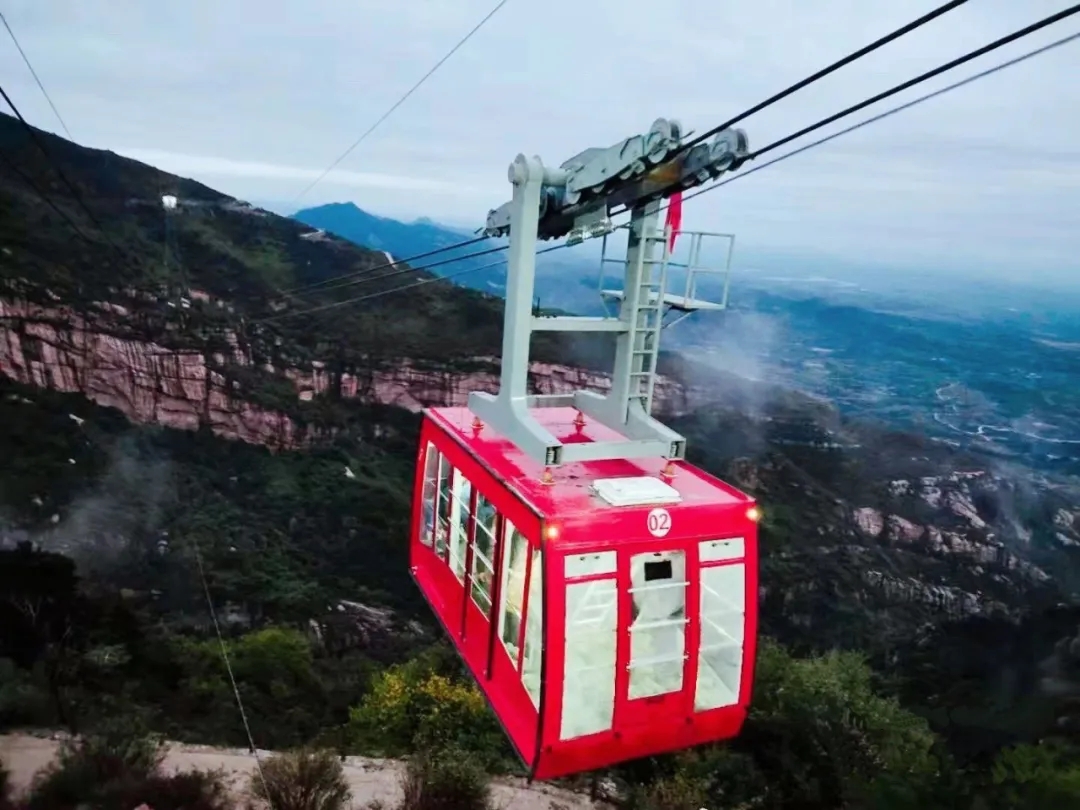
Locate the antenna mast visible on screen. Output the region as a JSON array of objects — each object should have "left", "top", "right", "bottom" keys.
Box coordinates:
[{"left": 469, "top": 119, "right": 749, "bottom": 467}]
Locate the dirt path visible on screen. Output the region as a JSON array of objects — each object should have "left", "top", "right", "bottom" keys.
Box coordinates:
[{"left": 0, "top": 733, "right": 595, "bottom": 810}]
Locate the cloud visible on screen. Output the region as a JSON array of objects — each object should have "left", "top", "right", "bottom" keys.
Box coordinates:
[
  {"left": 1, "top": 0, "right": 1078, "bottom": 279},
  {"left": 113, "top": 147, "right": 495, "bottom": 196}
]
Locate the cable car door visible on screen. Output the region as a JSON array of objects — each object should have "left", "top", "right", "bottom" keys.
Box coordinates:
[{"left": 614, "top": 545, "right": 691, "bottom": 729}]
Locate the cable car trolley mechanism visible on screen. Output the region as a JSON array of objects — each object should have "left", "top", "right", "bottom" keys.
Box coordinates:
[{"left": 410, "top": 117, "right": 760, "bottom": 780}]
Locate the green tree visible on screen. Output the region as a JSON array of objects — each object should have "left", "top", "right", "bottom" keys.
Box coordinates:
[
  {"left": 746, "top": 638, "right": 941, "bottom": 808},
  {"left": 347, "top": 659, "right": 511, "bottom": 771},
  {"left": 984, "top": 740, "right": 1080, "bottom": 808}
]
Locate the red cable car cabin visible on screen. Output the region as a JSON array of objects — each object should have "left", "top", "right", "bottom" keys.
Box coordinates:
[{"left": 410, "top": 405, "right": 759, "bottom": 780}]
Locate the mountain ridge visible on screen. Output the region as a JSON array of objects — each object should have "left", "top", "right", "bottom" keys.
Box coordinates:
[{"left": 2, "top": 112, "right": 1080, "bottom": 803}]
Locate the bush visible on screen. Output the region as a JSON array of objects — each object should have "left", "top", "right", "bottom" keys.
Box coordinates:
[
  {"left": 398, "top": 752, "right": 491, "bottom": 810},
  {"left": 985, "top": 740, "right": 1080, "bottom": 808},
  {"left": 347, "top": 661, "right": 511, "bottom": 771},
  {"left": 247, "top": 748, "right": 351, "bottom": 810},
  {"left": 102, "top": 769, "right": 231, "bottom": 810},
  {"left": 23, "top": 729, "right": 229, "bottom": 810},
  {"left": 747, "top": 638, "right": 941, "bottom": 807},
  {"left": 628, "top": 772, "right": 708, "bottom": 810},
  {"left": 0, "top": 757, "right": 13, "bottom": 810},
  {"left": 26, "top": 728, "right": 164, "bottom": 810}
]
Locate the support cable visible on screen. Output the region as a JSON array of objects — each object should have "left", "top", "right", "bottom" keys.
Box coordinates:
[
  {"left": 190, "top": 537, "right": 273, "bottom": 807},
  {"left": 678, "top": 0, "right": 971, "bottom": 153},
  {"left": 0, "top": 149, "right": 96, "bottom": 242},
  {"left": 274, "top": 25, "right": 1080, "bottom": 317},
  {"left": 283, "top": 234, "right": 491, "bottom": 295},
  {"left": 0, "top": 83, "right": 139, "bottom": 271},
  {"left": 748, "top": 3, "right": 1080, "bottom": 161},
  {"left": 614, "top": 4, "right": 1080, "bottom": 216},
  {"left": 0, "top": 10, "right": 73, "bottom": 139},
  {"left": 272, "top": 0, "right": 1009, "bottom": 305},
  {"left": 290, "top": 0, "right": 512, "bottom": 205},
  {"left": 674, "top": 28, "right": 1080, "bottom": 209}
]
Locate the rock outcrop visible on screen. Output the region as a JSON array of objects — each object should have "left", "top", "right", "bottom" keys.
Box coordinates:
[{"left": 0, "top": 296, "right": 698, "bottom": 449}]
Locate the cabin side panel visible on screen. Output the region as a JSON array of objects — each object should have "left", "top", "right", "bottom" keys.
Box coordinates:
[{"left": 410, "top": 416, "right": 544, "bottom": 767}]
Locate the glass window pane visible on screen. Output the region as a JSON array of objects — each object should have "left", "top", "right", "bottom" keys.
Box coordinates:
[
  {"left": 448, "top": 475, "right": 471, "bottom": 582},
  {"left": 695, "top": 561, "right": 745, "bottom": 711},
  {"left": 435, "top": 456, "right": 452, "bottom": 560},
  {"left": 470, "top": 495, "right": 497, "bottom": 610},
  {"left": 498, "top": 521, "right": 528, "bottom": 668},
  {"left": 419, "top": 443, "right": 439, "bottom": 547},
  {"left": 521, "top": 547, "right": 543, "bottom": 708},
  {"left": 475, "top": 492, "right": 497, "bottom": 537},
  {"left": 628, "top": 550, "right": 687, "bottom": 700},
  {"left": 564, "top": 550, "right": 616, "bottom": 579},
  {"left": 560, "top": 578, "right": 617, "bottom": 740}
]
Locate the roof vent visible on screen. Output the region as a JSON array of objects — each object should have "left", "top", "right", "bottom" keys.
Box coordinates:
[{"left": 592, "top": 476, "right": 682, "bottom": 507}]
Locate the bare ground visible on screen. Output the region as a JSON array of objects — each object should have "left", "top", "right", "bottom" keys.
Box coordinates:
[{"left": 0, "top": 733, "right": 596, "bottom": 810}]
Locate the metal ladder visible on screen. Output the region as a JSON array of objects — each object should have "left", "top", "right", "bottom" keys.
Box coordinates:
[{"left": 620, "top": 223, "right": 671, "bottom": 418}]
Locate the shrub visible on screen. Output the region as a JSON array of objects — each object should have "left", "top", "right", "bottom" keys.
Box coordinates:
[
  {"left": 628, "top": 772, "right": 708, "bottom": 810},
  {"left": 102, "top": 769, "right": 231, "bottom": 810},
  {"left": 247, "top": 748, "right": 351, "bottom": 810},
  {"left": 25, "top": 729, "right": 164, "bottom": 810},
  {"left": 398, "top": 752, "right": 491, "bottom": 810},
  {"left": 348, "top": 661, "right": 511, "bottom": 771},
  {"left": 0, "top": 757, "right": 13, "bottom": 810},
  {"left": 24, "top": 729, "right": 229, "bottom": 810}
]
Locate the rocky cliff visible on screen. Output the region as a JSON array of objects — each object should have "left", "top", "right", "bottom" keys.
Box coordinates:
[{"left": 0, "top": 294, "right": 694, "bottom": 449}]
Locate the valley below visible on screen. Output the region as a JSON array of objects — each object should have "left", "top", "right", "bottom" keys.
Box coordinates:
[{"left": 2, "top": 112, "right": 1080, "bottom": 808}]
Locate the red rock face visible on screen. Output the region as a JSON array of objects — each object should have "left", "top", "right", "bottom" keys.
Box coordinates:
[{"left": 0, "top": 297, "right": 692, "bottom": 450}]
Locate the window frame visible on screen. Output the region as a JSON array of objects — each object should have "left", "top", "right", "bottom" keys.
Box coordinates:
[
  {"left": 418, "top": 442, "right": 439, "bottom": 548},
  {"left": 447, "top": 471, "right": 472, "bottom": 582},
  {"left": 519, "top": 545, "right": 544, "bottom": 708},
  {"left": 559, "top": 554, "right": 620, "bottom": 741},
  {"left": 469, "top": 491, "right": 498, "bottom": 613},
  {"left": 435, "top": 454, "right": 453, "bottom": 562},
  {"left": 497, "top": 520, "right": 530, "bottom": 671},
  {"left": 693, "top": 537, "right": 747, "bottom": 712}
]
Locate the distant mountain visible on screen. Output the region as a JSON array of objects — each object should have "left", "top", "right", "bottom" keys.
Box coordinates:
[
  {"left": 292, "top": 202, "right": 514, "bottom": 293},
  {"left": 292, "top": 203, "right": 469, "bottom": 257},
  {"left": 291, "top": 202, "right": 601, "bottom": 307}
]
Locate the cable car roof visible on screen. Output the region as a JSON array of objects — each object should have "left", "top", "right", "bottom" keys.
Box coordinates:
[{"left": 428, "top": 406, "right": 753, "bottom": 522}]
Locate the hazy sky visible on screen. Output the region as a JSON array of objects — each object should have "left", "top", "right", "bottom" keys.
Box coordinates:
[{"left": 2, "top": 0, "right": 1078, "bottom": 284}]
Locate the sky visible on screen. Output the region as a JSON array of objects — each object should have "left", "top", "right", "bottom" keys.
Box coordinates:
[{"left": 1, "top": 0, "right": 1078, "bottom": 288}]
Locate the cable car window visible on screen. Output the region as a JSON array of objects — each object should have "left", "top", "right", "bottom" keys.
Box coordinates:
[
  {"left": 435, "top": 455, "right": 453, "bottom": 561},
  {"left": 475, "top": 492, "right": 497, "bottom": 538},
  {"left": 560, "top": 577, "right": 617, "bottom": 740},
  {"left": 628, "top": 550, "right": 688, "bottom": 700},
  {"left": 470, "top": 493, "right": 497, "bottom": 611},
  {"left": 419, "top": 443, "right": 439, "bottom": 547},
  {"left": 448, "top": 474, "right": 472, "bottom": 583},
  {"left": 498, "top": 520, "right": 528, "bottom": 668},
  {"left": 695, "top": 558, "right": 745, "bottom": 711},
  {"left": 643, "top": 560, "right": 672, "bottom": 581},
  {"left": 565, "top": 550, "right": 616, "bottom": 579},
  {"left": 521, "top": 547, "right": 543, "bottom": 708},
  {"left": 700, "top": 537, "right": 745, "bottom": 563}
]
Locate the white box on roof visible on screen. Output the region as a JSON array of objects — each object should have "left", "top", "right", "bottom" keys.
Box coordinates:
[{"left": 592, "top": 476, "right": 682, "bottom": 507}]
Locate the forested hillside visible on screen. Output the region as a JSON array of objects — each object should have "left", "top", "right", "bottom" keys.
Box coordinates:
[{"left": 2, "top": 112, "right": 1079, "bottom": 808}]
